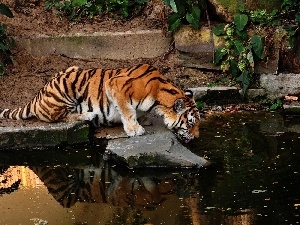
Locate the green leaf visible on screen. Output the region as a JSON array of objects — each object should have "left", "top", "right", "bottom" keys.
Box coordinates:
[
  {"left": 0, "top": 3, "right": 13, "bottom": 18},
  {"left": 237, "top": 71, "right": 250, "bottom": 94},
  {"left": 0, "top": 43, "right": 9, "bottom": 51},
  {"left": 233, "top": 40, "right": 244, "bottom": 54},
  {"left": 234, "top": 14, "right": 248, "bottom": 31},
  {"left": 163, "top": 0, "right": 171, "bottom": 5},
  {"left": 251, "top": 35, "right": 264, "bottom": 59},
  {"left": 72, "top": 0, "right": 87, "bottom": 7},
  {"left": 174, "top": 0, "right": 186, "bottom": 16},
  {"left": 168, "top": 13, "right": 181, "bottom": 31},
  {"left": 236, "top": 29, "right": 247, "bottom": 40},
  {"left": 0, "top": 63, "right": 4, "bottom": 76},
  {"left": 9, "top": 37, "right": 15, "bottom": 48},
  {"left": 247, "top": 51, "right": 254, "bottom": 63},
  {"left": 196, "top": 101, "right": 204, "bottom": 109},
  {"left": 186, "top": 6, "right": 200, "bottom": 29},
  {"left": 269, "top": 99, "right": 282, "bottom": 111},
  {"left": 0, "top": 23, "right": 7, "bottom": 32},
  {"left": 213, "top": 24, "right": 225, "bottom": 36},
  {"left": 296, "top": 14, "right": 300, "bottom": 23},
  {"left": 169, "top": 0, "right": 178, "bottom": 13},
  {"left": 213, "top": 47, "right": 227, "bottom": 65},
  {"left": 229, "top": 59, "right": 238, "bottom": 77}
]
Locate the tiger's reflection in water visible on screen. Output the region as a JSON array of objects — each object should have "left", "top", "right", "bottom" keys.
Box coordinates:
[{"left": 29, "top": 165, "right": 182, "bottom": 209}]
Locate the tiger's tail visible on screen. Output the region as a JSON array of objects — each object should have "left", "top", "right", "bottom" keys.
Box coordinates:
[{"left": 0, "top": 102, "right": 33, "bottom": 120}]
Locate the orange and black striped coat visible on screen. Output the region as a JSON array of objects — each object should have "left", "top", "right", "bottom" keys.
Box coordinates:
[{"left": 0, "top": 64, "right": 200, "bottom": 142}]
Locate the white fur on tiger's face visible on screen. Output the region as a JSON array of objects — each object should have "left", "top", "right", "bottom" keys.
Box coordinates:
[{"left": 0, "top": 64, "right": 201, "bottom": 143}]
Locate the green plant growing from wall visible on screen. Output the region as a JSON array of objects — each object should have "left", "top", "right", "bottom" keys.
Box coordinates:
[
  {"left": 268, "top": 98, "right": 282, "bottom": 111},
  {"left": 0, "top": 3, "right": 14, "bottom": 76},
  {"left": 163, "top": 0, "right": 204, "bottom": 31},
  {"left": 213, "top": 12, "right": 266, "bottom": 94},
  {"left": 212, "top": 4, "right": 300, "bottom": 94},
  {"left": 280, "top": 0, "right": 300, "bottom": 47}
]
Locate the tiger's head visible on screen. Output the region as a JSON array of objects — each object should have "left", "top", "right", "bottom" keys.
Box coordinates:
[{"left": 158, "top": 90, "right": 201, "bottom": 143}]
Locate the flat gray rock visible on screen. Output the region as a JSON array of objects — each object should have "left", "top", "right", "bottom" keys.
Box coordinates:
[{"left": 104, "top": 131, "right": 209, "bottom": 169}]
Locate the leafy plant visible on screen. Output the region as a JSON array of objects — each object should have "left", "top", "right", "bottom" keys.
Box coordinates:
[
  {"left": 213, "top": 12, "right": 266, "bottom": 94},
  {"left": 196, "top": 101, "right": 204, "bottom": 109},
  {"left": 0, "top": 3, "right": 14, "bottom": 18},
  {"left": 268, "top": 98, "right": 282, "bottom": 111},
  {"left": 0, "top": 3, "right": 14, "bottom": 76},
  {"left": 280, "top": 0, "right": 300, "bottom": 48},
  {"left": 243, "top": 8, "right": 280, "bottom": 26},
  {"left": 45, "top": 0, "right": 149, "bottom": 21},
  {"left": 163, "top": 0, "right": 203, "bottom": 31},
  {"left": 281, "top": 0, "right": 300, "bottom": 23}
]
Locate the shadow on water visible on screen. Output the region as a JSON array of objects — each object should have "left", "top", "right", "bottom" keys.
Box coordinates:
[{"left": 0, "top": 111, "right": 300, "bottom": 225}]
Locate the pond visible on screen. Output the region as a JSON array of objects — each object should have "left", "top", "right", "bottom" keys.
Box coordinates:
[{"left": 0, "top": 111, "right": 299, "bottom": 225}]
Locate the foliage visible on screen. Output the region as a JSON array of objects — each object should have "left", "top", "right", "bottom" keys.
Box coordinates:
[
  {"left": 213, "top": 10, "right": 271, "bottom": 94},
  {"left": 0, "top": 3, "right": 14, "bottom": 76},
  {"left": 196, "top": 101, "right": 204, "bottom": 109},
  {"left": 280, "top": 0, "right": 300, "bottom": 48},
  {"left": 0, "top": 3, "right": 14, "bottom": 18},
  {"left": 268, "top": 98, "right": 282, "bottom": 111},
  {"left": 163, "top": 0, "right": 204, "bottom": 31},
  {"left": 212, "top": 0, "right": 300, "bottom": 94},
  {"left": 281, "top": 0, "right": 300, "bottom": 24},
  {"left": 45, "top": 0, "right": 149, "bottom": 21}
]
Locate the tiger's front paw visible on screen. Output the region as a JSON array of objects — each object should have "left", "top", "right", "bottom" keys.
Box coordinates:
[{"left": 124, "top": 124, "right": 145, "bottom": 137}]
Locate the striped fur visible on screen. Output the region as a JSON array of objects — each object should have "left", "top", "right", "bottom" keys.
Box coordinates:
[{"left": 0, "top": 64, "right": 200, "bottom": 142}]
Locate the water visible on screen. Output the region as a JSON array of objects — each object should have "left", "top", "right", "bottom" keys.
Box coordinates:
[{"left": 0, "top": 111, "right": 299, "bottom": 225}]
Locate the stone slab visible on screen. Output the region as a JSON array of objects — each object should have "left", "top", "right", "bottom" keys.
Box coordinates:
[
  {"left": 104, "top": 131, "right": 209, "bottom": 169},
  {"left": 15, "top": 30, "right": 172, "bottom": 60},
  {"left": 174, "top": 25, "right": 223, "bottom": 70},
  {"left": 283, "top": 103, "right": 300, "bottom": 114},
  {"left": 189, "top": 86, "right": 242, "bottom": 104},
  {"left": 260, "top": 73, "right": 300, "bottom": 99},
  {"left": 96, "top": 114, "right": 209, "bottom": 168},
  {"left": 246, "top": 88, "right": 267, "bottom": 100},
  {"left": 174, "top": 25, "right": 224, "bottom": 54},
  {"left": 0, "top": 121, "right": 90, "bottom": 149}
]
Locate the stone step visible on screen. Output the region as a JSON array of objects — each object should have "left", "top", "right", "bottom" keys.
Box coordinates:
[
  {"left": 0, "top": 121, "right": 90, "bottom": 149},
  {"left": 15, "top": 30, "right": 172, "bottom": 60},
  {"left": 190, "top": 86, "right": 266, "bottom": 103}
]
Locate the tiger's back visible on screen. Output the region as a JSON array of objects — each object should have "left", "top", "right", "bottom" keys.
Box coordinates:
[{"left": 0, "top": 64, "right": 200, "bottom": 142}]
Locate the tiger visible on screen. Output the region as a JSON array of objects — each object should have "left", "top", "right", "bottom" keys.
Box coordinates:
[
  {"left": 0, "top": 64, "right": 200, "bottom": 143},
  {"left": 30, "top": 164, "right": 176, "bottom": 209}
]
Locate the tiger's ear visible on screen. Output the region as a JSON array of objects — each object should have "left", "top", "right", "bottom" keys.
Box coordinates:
[
  {"left": 174, "top": 99, "right": 185, "bottom": 113},
  {"left": 184, "top": 90, "right": 194, "bottom": 99}
]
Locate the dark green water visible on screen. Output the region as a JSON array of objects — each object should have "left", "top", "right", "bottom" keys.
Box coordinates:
[{"left": 0, "top": 112, "right": 299, "bottom": 225}]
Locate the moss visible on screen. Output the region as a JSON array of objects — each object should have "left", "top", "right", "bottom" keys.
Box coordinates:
[
  {"left": 214, "top": 0, "right": 281, "bottom": 15},
  {"left": 214, "top": 0, "right": 243, "bottom": 14},
  {"left": 67, "top": 122, "right": 90, "bottom": 145},
  {"left": 244, "top": 0, "right": 282, "bottom": 12}
]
